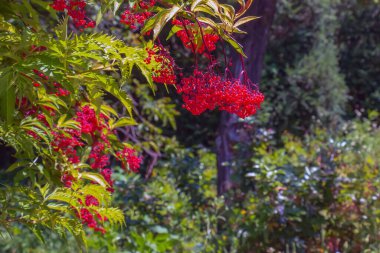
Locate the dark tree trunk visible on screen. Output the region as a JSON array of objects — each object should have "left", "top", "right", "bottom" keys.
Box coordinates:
[{"left": 216, "top": 0, "right": 277, "bottom": 196}]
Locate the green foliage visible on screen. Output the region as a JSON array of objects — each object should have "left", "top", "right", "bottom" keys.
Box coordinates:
[
  {"left": 0, "top": 0, "right": 379, "bottom": 252},
  {"left": 0, "top": 1, "right": 156, "bottom": 249},
  {"left": 0, "top": 150, "right": 229, "bottom": 253},
  {"left": 339, "top": 1, "right": 380, "bottom": 113},
  {"left": 261, "top": 0, "right": 348, "bottom": 132},
  {"left": 286, "top": 0, "right": 347, "bottom": 123},
  {"left": 3, "top": 115, "right": 379, "bottom": 252},
  {"left": 231, "top": 115, "right": 380, "bottom": 251}
]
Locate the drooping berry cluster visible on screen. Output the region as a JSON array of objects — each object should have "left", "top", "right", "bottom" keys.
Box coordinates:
[
  {"left": 51, "top": 0, "right": 95, "bottom": 29},
  {"left": 171, "top": 19, "right": 220, "bottom": 55},
  {"left": 177, "top": 69, "right": 265, "bottom": 118},
  {"left": 120, "top": 0, "right": 156, "bottom": 30},
  {"left": 145, "top": 44, "right": 176, "bottom": 85}
]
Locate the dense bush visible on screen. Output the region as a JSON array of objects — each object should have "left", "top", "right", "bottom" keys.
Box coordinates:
[{"left": 0, "top": 0, "right": 264, "bottom": 251}]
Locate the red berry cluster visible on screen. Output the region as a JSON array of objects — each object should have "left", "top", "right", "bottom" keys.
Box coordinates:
[
  {"left": 177, "top": 69, "right": 265, "bottom": 118},
  {"left": 76, "top": 195, "right": 107, "bottom": 234},
  {"left": 33, "top": 69, "right": 48, "bottom": 80},
  {"left": 32, "top": 69, "right": 71, "bottom": 97},
  {"left": 30, "top": 45, "right": 47, "bottom": 52},
  {"left": 51, "top": 0, "right": 95, "bottom": 29},
  {"left": 171, "top": 19, "right": 220, "bottom": 55},
  {"left": 78, "top": 207, "right": 106, "bottom": 233},
  {"left": 120, "top": 0, "right": 156, "bottom": 30},
  {"left": 52, "top": 129, "right": 83, "bottom": 164},
  {"left": 116, "top": 147, "right": 142, "bottom": 173},
  {"left": 20, "top": 70, "right": 143, "bottom": 233},
  {"left": 144, "top": 44, "right": 176, "bottom": 85}
]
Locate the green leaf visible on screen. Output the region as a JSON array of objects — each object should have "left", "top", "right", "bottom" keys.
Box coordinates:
[
  {"left": 6, "top": 160, "right": 30, "bottom": 173},
  {"left": 193, "top": 5, "right": 216, "bottom": 17},
  {"left": 220, "top": 32, "right": 247, "bottom": 57},
  {"left": 236, "top": 0, "right": 254, "bottom": 18},
  {"left": 205, "top": 0, "right": 221, "bottom": 15},
  {"left": 234, "top": 15, "right": 260, "bottom": 27},
  {"left": 166, "top": 25, "right": 183, "bottom": 40},
  {"left": 103, "top": 84, "right": 133, "bottom": 117},
  {"left": 47, "top": 190, "right": 80, "bottom": 207},
  {"left": 196, "top": 16, "right": 218, "bottom": 29},
  {"left": 30, "top": 226, "right": 45, "bottom": 244},
  {"left": 141, "top": 14, "right": 158, "bottom": 35},
  {"left": 191, "top": 0, "right": 204, "bottom": 11},
  {"left": 101, "top": 104, "right": 119, "bottom": 117},
  {"left": 136, "top": 63, "right": 155, "bottom": 91},
  {"left": 80, "top": 172, "right": 109, "bottom": 187},
  {"left": 111, "top": 117, "right": 137, "bottom": 129},
  {"left": 94, "top": 207, "right": 125, "bottom": 226},
  {"left": 150, "top": 5, "right": 182, "bottom": 41},
  {"left": 220, "top": 4, "right": 235, "bottom": 20},
  {"left": 0, "top": 72, "right": 16, "bottom": 125},
  {"left": 150, "top": 225, "right": 169, "bottom": 234},
  {"left": 0, "top": 16, "right": 16, "bottom": 33}
]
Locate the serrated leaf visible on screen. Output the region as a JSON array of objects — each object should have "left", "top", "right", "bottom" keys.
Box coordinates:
[
  {"left": 100, "top": 104, "right": 119, "bottom": 117},
  {"left": 47, "top": 190, "right": 79, "bottom": 207},
  {"left": 136, "top": 63, "right": 155, "bottom": 91},
  {"left": 104, "top": 84, "right": 133, "bottom": 117},
  {"left": 6, "top": 160, "right": 30, "bottom": 173},
  {"left": 30, "top": 227, "right": 45, "bottom": 244},
  {"left": 0, "top": 71, "right": 15, "bottom": 125}
]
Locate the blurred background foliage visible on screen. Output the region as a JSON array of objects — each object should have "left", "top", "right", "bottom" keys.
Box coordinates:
[{"left": 1, "top": 0, "right": 379, "bottom": 252}]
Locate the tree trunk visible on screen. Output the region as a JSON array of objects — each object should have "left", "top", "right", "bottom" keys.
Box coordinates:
[{"left": 216, "top": 0, "right": 277, "bottom": 196}]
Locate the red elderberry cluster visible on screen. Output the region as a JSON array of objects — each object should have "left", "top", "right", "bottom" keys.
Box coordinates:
[
  {"left": 120, "top": 0, "right": 156, "bottom": 30},
  {"left": 177, "top": 69, "right": 265, "bottom": 118},
  {"left": 30, "top": 45, "right": 47, "bottom": 52},
  {"left": 51, "top": 0, "right": 95, "bottom": 29},
  {"left": 116, "top": 147, "right": 142, "bottom": 173},
  {"left": 52, "top": 129, "right": 83, "bottom": 164},
  {"left": 33, "top": 69, "right": 49, "bottom": 80},
  {"left": 21, "top": 72, "right": 143, "bottom": 232},
  {"left": 31, "top": 69, "right": 71, "bottom": 97},
  {"left": 171, "top": 19, "right": 219, "bottom": 55},
  {"left": 76, "top": 195, "right": 107, "bottom": 234},
  {"left": 145, "top": 44, "right": 176, "bottom": 85}
]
